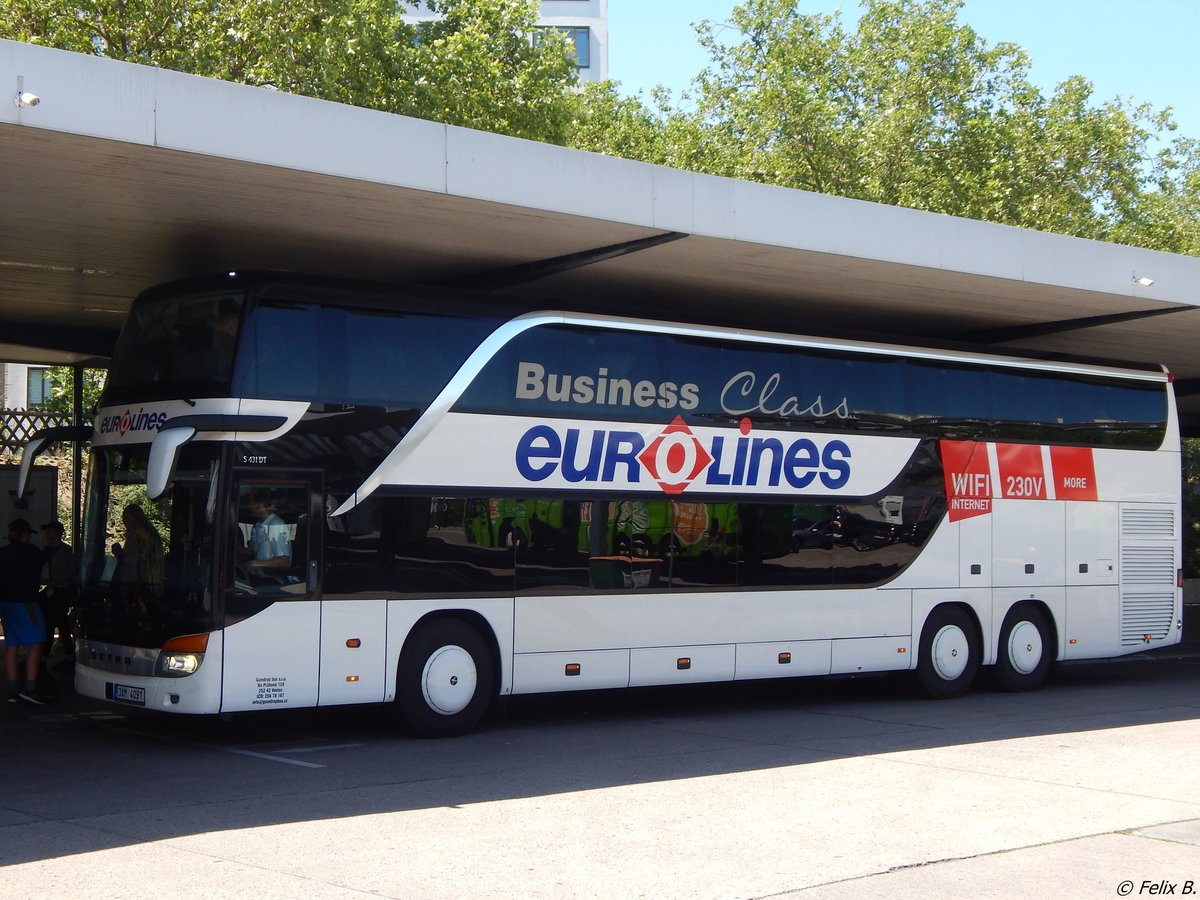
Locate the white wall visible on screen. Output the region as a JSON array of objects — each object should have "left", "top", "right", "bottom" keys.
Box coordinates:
[
  {"left": 3, "top": 363, "right": 29, "bottom": 410},
  {"left": 0, "top": 363, "right": 55, "bottom": 410}
]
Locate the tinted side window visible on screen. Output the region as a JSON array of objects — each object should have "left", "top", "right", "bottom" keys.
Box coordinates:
[
  {"left": 236, "top": 303, "right": 320, "bottom": 400},
  {"left": 906, "top": 361, "right": 993, "bottom": 439},
  {"left": 736, "top": 444, "right": 944, "bottom": 589},
  {"left": 320, "top": 307, "right": 496, "bottom": 409},
  {"left": 456, "top": 323, "right": 1165, "bottom": 448},
  {"left": 513, "top": 499, "right": 592, "bottom": 594},
  {"left": 491, "top": 498, "right": 739, "bottom": 594},
  {"left": 316, "top": 454, "right": 944, "bottom": 598},
  {"left": 499, "top": 478, "right": 943, "bottom": 596},
  {"left": 831, "top": 440, "right": 945, "bottom": 585},
  {"left": 231, "top": 477, "right": 313, "bottom": 598},
  {"left": 325, "top": 496, "right": 515, "bottom": 598},
  {"left": 238, "top": 301, "right": 497, "bottom": 410},
  {"left": 738, "top": 503, "right": 831, "bottom": 587},
  {"left": 661, "top": 502, "right": 740, "bottom": 589}
]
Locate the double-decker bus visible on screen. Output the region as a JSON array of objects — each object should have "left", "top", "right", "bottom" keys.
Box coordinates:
[{"left": 36, "top": 272, "right": 1182, "bottom": 736}]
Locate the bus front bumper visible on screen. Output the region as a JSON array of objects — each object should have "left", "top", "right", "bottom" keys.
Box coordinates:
[{"left": 74, "top": 637, "right": 223, "bottom": 714}]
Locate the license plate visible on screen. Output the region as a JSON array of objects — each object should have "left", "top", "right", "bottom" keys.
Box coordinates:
[{"left": 112, "top": 683, "right": 146, "bottom": 706}]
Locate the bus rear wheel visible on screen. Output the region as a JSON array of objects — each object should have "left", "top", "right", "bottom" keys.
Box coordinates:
[
  {"left": 996, "top": 603, "right": 1053, "bottom": 692},
  {"left": 915, "top": 606, "right": 981, "bottom": 699},
  {"left": 396, "top": 619, "right": 495, "bottom": 738}
]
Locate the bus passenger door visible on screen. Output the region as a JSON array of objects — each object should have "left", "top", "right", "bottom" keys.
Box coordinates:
[
  {"left": 317, "top": 493, "right": 389, "bottom": 706},
  {"left": 220, "top": 470, "right": 323, "bottom": 712}
]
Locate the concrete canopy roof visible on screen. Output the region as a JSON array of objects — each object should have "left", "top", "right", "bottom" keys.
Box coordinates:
[{"left": 5, "top": 39, "right": 1200, "bottom": 427}]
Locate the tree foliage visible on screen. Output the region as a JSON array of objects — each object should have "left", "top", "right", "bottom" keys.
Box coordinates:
[
  {"left": 0, "top": 0, "right": 578, "bottom": 142},
  {"left": 570, "top": 0, "right": 1199, "bottom": 256},
  {"left": 1183, "top": 438, "right": 1200, "bottom": 578},
  {"left": 42, "top": 366, "right": 107, "bottom": 417}
]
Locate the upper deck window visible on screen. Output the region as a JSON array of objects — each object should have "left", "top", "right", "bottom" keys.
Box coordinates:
[
  {"left": 457, "top": 323, "right": 1167, "bottom": 449},
  {"left": 233, "top": 299, "right": 499, "bottom": 411},
  {"left": 105, "top": 289, "right": 245, "bottom": 404},
  {"left": 103, "top": 280, "right": 501, "bottom": 413}
]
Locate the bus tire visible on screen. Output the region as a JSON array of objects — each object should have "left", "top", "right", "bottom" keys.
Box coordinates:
[
  {"left": 396, "top": 619, "right": 495, "bottom": 738},
  {"left": 915, "top": 606, "right": 980, "bottom": 699},
  {"left": 995, "top": 603, "right": 1053, "bottom": 692}
]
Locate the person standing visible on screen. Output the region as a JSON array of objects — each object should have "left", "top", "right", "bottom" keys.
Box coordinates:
[
  {"left": 0, "top": 519, "right": 51, "bottom": 704},
  {"left": 40, "top": 521, "right": 78, "bottom": 666},
  {"left": 111, "top": 504, "right": 164, "bottom": 615}
]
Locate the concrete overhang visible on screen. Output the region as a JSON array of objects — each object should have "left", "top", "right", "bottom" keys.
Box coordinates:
[{"left": 5, "top": 39, "right": 1200, "bottom": 426}]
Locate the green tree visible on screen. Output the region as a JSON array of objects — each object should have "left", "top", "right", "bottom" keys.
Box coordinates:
[
  {"left": 570, "top": 0, "right": 1199, "bottom": 255},
  {"left": 0, "top": 0, "right": 578, "bottom": 142},
  {"left": 405, "top": 0, "right": 578, "bottom": 142},
  {"left": 1108, "top": 135, "right": 1200, "bottom": 257},
  {"left": 1183, "top": 438, "right": 1200, "bottom": 578},
  {"left": 43, "top": 366, "right": 107, "bottom": 417}
]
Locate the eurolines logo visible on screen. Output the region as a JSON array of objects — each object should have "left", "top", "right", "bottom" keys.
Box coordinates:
[
  {"left": 515, "top": 416, "right": 852, "bottom": 496},
  {"left": 98, "top": 407, "right": 168, "bottom": 437}
]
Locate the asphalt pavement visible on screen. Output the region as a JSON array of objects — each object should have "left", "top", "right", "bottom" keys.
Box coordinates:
[{"left": 1, "top": 608, "right": 1198, "bottom": 899}]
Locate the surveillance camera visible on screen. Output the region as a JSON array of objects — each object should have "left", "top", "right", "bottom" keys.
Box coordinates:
[{"left": 15, "top": 91, "right": 40, "bottom": 108}]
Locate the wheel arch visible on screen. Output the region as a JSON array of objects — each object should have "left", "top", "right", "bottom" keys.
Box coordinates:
[
  {"left": 401, "top": 609, "right": 503, "bottom": 681},
  {"left": 385, "top": 606, "right": 511, "bottom": 705}
]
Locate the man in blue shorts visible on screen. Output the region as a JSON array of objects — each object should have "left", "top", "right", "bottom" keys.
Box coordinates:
[{"left": 1, "top": 519, "right": 50, "bottom": 704}]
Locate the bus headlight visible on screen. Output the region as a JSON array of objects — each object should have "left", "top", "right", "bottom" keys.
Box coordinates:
[
  {"left": 159, "top": 652, "right": 203, "bottom": 676},
  {"left": 156, "top": 633, "right": 210, "bottom": 678}
]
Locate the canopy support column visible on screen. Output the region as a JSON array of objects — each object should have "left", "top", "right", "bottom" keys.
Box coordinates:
[{"left": 72, "top": 363, "right": 83, "bottom": 543}]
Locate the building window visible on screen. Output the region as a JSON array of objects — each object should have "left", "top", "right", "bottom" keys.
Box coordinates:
[
  {"left": 536, "top": 26, "right": 590, "bottom": 68},
  {"left": 26, "top": 367, "right": 51, "bottom": 407}
]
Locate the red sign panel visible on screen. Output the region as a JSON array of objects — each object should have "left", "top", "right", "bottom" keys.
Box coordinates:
[
  {"left": 1049, "top": 446, "right": 1098, "bottom": 500},
  {"left": 995, "top": 443, "right": 1048, "bottom": 500},
  {"left": 942, "top": 442, "right": 1098, "bottom": 519},
  {"left": 941, "top": 440, "right": 991, "bottom": 521}
]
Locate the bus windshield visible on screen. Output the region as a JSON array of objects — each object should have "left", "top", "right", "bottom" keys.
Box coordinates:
[
  {"left": 104, "top": 287, "right": 245, "bottom": 404},
  {"left": 79, "top": 444, "right": 223, "bottom": 646}
]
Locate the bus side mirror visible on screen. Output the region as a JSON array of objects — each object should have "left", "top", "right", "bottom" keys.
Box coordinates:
[
  {"left": 17, "top": 434, "right": 53, "bottom": 500},
  {"left": 147, "top": 425, "right": 197, "bottom": 500},
  {"left": 18, "top": 425, "right": 94, "bottom": 498}
]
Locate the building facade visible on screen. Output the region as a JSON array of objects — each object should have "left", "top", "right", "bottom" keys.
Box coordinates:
[
  {"left": 402, "top": 0, "right": 608, "bottom": 82},
  {"left": 2, "top": 363, "right": 50, "bottom": 411}
]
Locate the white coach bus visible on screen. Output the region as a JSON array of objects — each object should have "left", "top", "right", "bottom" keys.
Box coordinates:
[{"left": 32, "top": 272, "right": 1181, "bottom": 735}]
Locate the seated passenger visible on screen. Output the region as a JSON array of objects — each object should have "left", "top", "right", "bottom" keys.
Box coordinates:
[{"left": 247, "top": 492, "right": 291, "bottom": 570}]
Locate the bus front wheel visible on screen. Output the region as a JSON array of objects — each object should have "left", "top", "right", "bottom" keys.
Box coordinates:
[
  {"left": 915, "top": 606, "right": 981, "bottom": 699},
  {"left": 396, "top": 619, "right": 495, "bottom": 738},
  {"left": 995, "top": 603, "right": 1053, "bottom": 692}
]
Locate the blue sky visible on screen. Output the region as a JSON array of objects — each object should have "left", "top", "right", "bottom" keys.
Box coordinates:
[{"left": 608, "top": 1, "right": 1200, "bottom": 142}]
